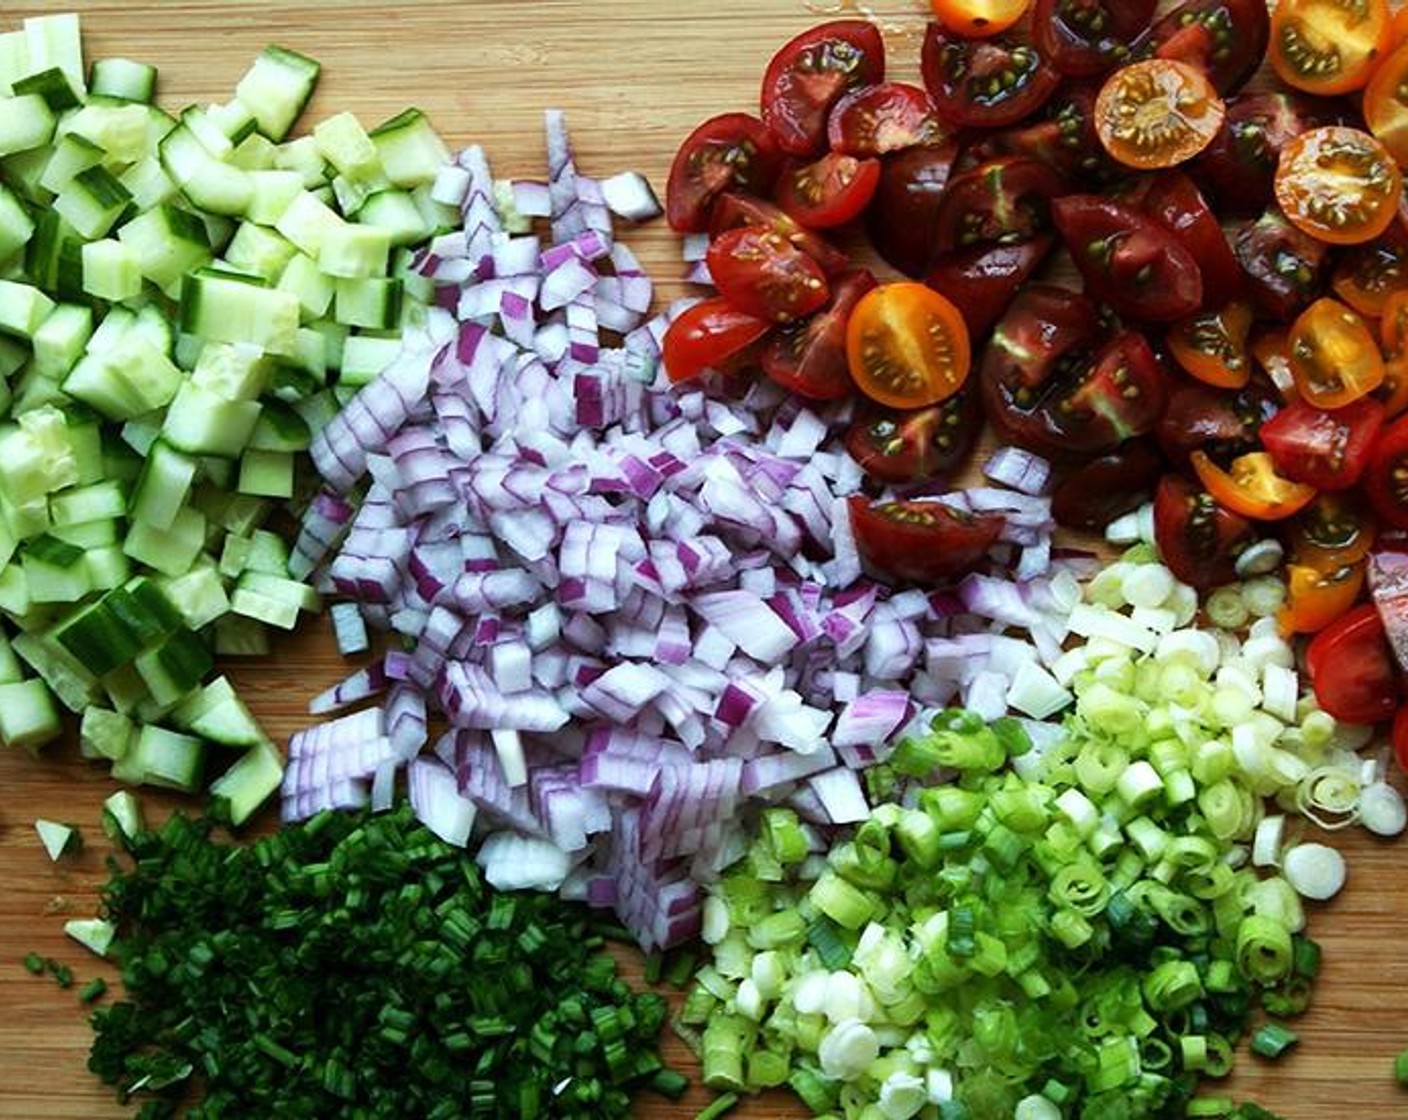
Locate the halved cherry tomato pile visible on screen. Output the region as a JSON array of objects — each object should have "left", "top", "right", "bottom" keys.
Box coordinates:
[{"left": 659, "top": 2, "right": 1408, "bottom": 738}]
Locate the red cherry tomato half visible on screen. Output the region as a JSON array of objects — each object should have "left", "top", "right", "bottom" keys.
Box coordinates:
[
  {"left": 1192, "top": 92, "right": 1335, "bottom": 217},
  {"left": 924, "top": 235, "right": 1055, "bottom": 340},
  {"left": 1234, "top": 209, "right": 1331, "bottom": 322},
  {"left": 921, "top": 23, "right": 1061, "bottom": 129},
  {"left": 760, "top": 20, "right": 886, "bottom": 157},
  {"left": 843, "top": 387, "right": 983, "bottom": 486},
  {"left": 1305, "top": 603, "right": 1402, "bottom": 724},
  {"left": 848, "top": 496, "right": 1005, "bottom": 584},
  {"left": 1153, "top": 472, "right": 1258, "bottom": 589},
  {"left": 1141, "top": 0, "right": 1272, "bottom": 97},
  {"left": 666, "top": 113, "right": 783, "bottom": 233},
  {"left": 827, "top": 82, "right": 949, "bottom": 157},
  {"left": 708, "top": 192, "right": 850, "bottom": 276},
  {"left": 761, "top": 268, "right": 877, "bottom": 401},
  {"left": 1051, "top": 439, "right": 1166, "bottom": 531},
  {"left": 662, "top": 298, "right": 771, "bottom": 383},
  {"left": 1139, "top": 171, "right": 1242, "bottom": 310},
  {"left": 932, "top": 156, "right": 1067, "bottom": 253},
  {"left": 1156, "top": 380, "right": 1278, "bottom": 471},
  {"left": 866, "top": 141, "right": 964, "bottom": 278},
  {"left": 706, "top": 226, "right": 830, "bottom": 325},
  {"left": 971, "top": 84, "right": 1115, "bottom": 182},
  {"left": 1365, "top": 411, "right": 1408, "bottom": 531},
  {"left": 775, "top": 152, "right": 882, "bottom": 229},
  {"left": 1052, "top": 194, "right": 1203, "bottom": 322},
  {"left": 1034, "top": 0, "right": 1158, "bottom": 78},
  {"left": 1260, "top": 396, "right": 1385, "bottom": 492}
]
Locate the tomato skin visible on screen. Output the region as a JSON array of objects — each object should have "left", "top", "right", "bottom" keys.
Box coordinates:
[
  {"left": 1270, "top": 0, "right": 1391, "bottom": 98},
  {"left": 827, "top": 83, "right": 948, "bottom": 157},
  {"left": 1278, "top": 560, "right": 1366, "bottom": 635},
  {"left": 1167, "top": 302, "right": 1253, "bottom": 390},
  {"left": 1192, "top": 92, "right": 1338, "bottom": 217},
  {"left": 866, "top": 141, "right": 963, "bottom": 278},
  {"left": 667, "top": 114, "right": 784, "bottom": 233},
  {"left": 706, "top": 226, "right": 830, "bottom": 325},
  {"left": 1331, "top": 230, "right": 1408, "bottom": 319},
  {"left": 760, "top": 20, "right": 886, "bottom": 157},
  {"left": 1051, "top": 439, "right": 1166, "bottom": 531},
  {"left": 930, "top": 0, "right": 1032, "bottom": 38},
  {"left": 1234, "top": 208, "right": 1330, "bottom": 322},
  {"left": 1139, "top": 0, "right": 1272, "bottom": 97},
  {"left": 921, "top": 24, "right": 1061, "bottom": 129},
  {"left": 843, "top": 387, "right": 983, "bottom": 485},
  {"left": 932, "top": 156, "right": 1067, "bottom": 253},
  {"left": 1153, "top": 473, "right": 1258, "bottom": 589},
  {"left": 761, "top": 268, "right": 876, "bottom": 401},
  {"left": 1306, "top": 603, "right": 1402, "bottom": 724},
  {"left": 1364, "top": 39, "right": 1408, "bottom": 168},
  {"left": 1260, "top": 396, "right": 1385, "bottom": 492},
  {"left": 1033, "top": 0, "right": 1157, "bottom": 78},
  {"left": 1364, "top": 412, "right": 1408, "bottom": 530},
  {"left": 1287, "top": 298, "right": 1386, "bottom": 410},
  {"left": 775, "top": 153, "right": 882, "bottom": 230},
  {"left": 924, "top": 235, "right": 1055, "bottom": 340},
  {"left": 1052, "top": 194, "right": 1203, "bottom": 323},
  {"left": 662, "top": 298, "right": 772, "bottom": 383},
  {"left": 1094, "top": 59, "right": 1226, "bottom": 171},
  {"left": 1157, "top": 380, "right": 1278, "bottom": 470},
  {"left": 708, "top": 192, "right": 850, "bottom": 276},
  {"left": 846, "top": 282, "right": 972, "bottom": 409},
  {"left": 1140, "top": 172, "right": 1243, "bottom": 310},
  {"left": 1275, "top": 127, "right": 1403, "bottom": 248},
  {"left": 848, "top": 496, "right": 1005, "bottom": 584}
]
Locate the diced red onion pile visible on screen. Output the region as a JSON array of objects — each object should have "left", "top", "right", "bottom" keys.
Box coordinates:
[{"left": 287, "top": 113, "right": 1086, "bottom": 949}]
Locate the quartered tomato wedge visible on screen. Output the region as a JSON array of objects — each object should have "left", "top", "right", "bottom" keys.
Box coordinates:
[
  {"left": 1269, "top": 0, "right": 1391, "bottom": 97},
  {"left": 932, "top": 156, "right": 1066, "bottom": 252},
  {"left": 1140, "top": 172, "right": 1242, "bottom": 310},
  {"left": 924, "top": 235, "right": 1055, "bottom": 339},
  {"left": 666, "top": 114, "right": 783, "bottom": 232},
  {"left": 1192, "top": 92, "right": 1334, "bottom": 216},
  {"left": 1167, "top": 302, "right": 1253, "bottom": 390},
  {"left": 1191, "top": 449, "right": 1318, "bottom": 521},
  {"left": 1260, "top": 396, "right": 1385, "bottom": 491},
  {"left": 1251, "top": 329, "right": 1297, "bottom": 398},
  {"left": 1286, "top": 491, "right": 1377, "bottom": 570},
  {"left": 775, "top": 153, "right": 882, "bottom": 229},
  {"left": 761, "top": 268, "right": 877, "bottom": 400},
  {"left": 843, "top": 387, "right": 983, "bottom": 485},
  {"left": 1234, "top": 209, "right": 1330, "bottom": 322},
  {"left": 1157, "top": 380, "right": 1277, "bottom": 469},
  {"left": 1287, "top": 298, "right": 1385, "bottom": 409},
  {"left": 1033, "top": 0, "right": 1157, "bottom": 79},
  {"left": 866, "top": 141, "right": 963, "bottom": 278},
  {"left": 1364, "top": 40, "right": 1408, "bottom": 168},
  {"left": 1274, "top": 126, "right": 1402, "bottom": 247},
  {"left": 921, "top": 23, "right": 1061, "bottom": 129},
  {"left": 1364, "top": 412, "right": 1408, "bottom": 530},
  {"left": 828, "top": 83, "right": 948, "bottom": 157},
  {"left": 848, "top": 496, "right": 1004, "bottom": 584},
  {"left": 973, "top": 84, "right": 1115, "bottom": 181},
  {"left": 1094, "top": 59, "right": 1225, "bottom": 171},
  {"left": 930, "top": 0, "right": 1032, "bottom": 38},
  {"left": 1052, "top": 194, "right": 1203, "bottom": 322},
  {"left": 662, "top": 298, "right": 772, "bottom": 383},
  {"left": 1141, "top": 0, "right": 1272, "bottom": 97},
  {"left": 706, "top": 226, "right": 830, "bottom": 324},
  {"left": 1279, "top": 561, "right": 1367, "bottom": 635},
  {"left": 1153, "top": 473, "right": 1258, "bottom": 589},
  {"left": 708, "top": 192, "right": 850, "bottom": 276},
  {"left": 1331, "top": 230, "right": 1408, "bottom": 319},
  {"left": 760, "top": 20, "right": 886, "bottom": 157},
  {"left": 1051, "top": 440, "right": 1166, "bottom": 531},
  {"left": 1305, "top": 603, "right": 1402, "bottom": 724},
  {"left": 846, "top": 282, "right": 972, "bottom": 409}
]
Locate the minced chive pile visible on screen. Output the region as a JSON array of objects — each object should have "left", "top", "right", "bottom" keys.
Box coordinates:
[{"left": 85, "top": 802, "right": 684, "bottom": 1118}]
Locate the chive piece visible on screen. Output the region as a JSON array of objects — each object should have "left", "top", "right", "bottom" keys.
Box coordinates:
[
  {"left": 1251, "top": 1023, "right": 1299, "bottom": 1060},
  {"left": 694, "top": 1092, "right": 740, "bottom": 1120},
  {"left": 642, "top": 951, "right": 663, "bottom": 985},
  {"left": 47, "top": 959, "right": 73, "bottom": 988},
  {"left": 1394, "top": 1048, "right": 1408, "bottom": 1087},
  {"left": 664, "top": 947, "right": 698, "bottom": 989},
  {"left": 78, "top": 977, "right": 108, "bottom": 1004},
  {"left": 651, "top": 1068, "right": 689, "bottom": 1099},
  {"left": 23, "top": 952, "right": 44, "bottom": 975}
]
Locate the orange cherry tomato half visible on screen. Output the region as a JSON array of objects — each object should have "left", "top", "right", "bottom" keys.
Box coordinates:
[
  {"left": 1190, "top": 449, "right": 1319, "bottom": 521},
  {"left": 1094, "top": 59, "right": 1226, "bottom": 171},
  {"left": 1331, "top": 233, "right": 1408, "bottom": 319},
  {"left": 1393, "top": 4, "right": 1408, "bottom": 49},
  {"left": 1250, "top": 328, "right": 1298, "bottom": 400},
  {"left": 1274, "top": 126, "right": 1403, "bottom": 247},
  {"left": 1286, "top": 491, "right": 1377, "bottom": 570},
  {"left": 929, "top": 0, "right": 1031, "bottom": 38},
  {"left": 1379, "top": 289, "right": 1408, "bottom": 414},
  {"left": 1166, "top": 302, "right": 1254, "bottom": 390},
  {"left": 846, "top": 282, "right": 972, "bottom": 409},
  {"left": 1278, "top": 560, "right": 1367, "bottom": 635},
  {"left": 1364, "top": 40, "right": 1408, "bottom": 168},
  {"left": 1270, "top": 0, "right": 1392, "bottom": 97},
  {"left": 1287, "top": 297, "right": 1386, "bottom": 408}
]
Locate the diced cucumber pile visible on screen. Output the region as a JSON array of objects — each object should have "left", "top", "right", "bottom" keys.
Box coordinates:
[{"left": 0, "top": 13, "right": 450, "bottom": 823}]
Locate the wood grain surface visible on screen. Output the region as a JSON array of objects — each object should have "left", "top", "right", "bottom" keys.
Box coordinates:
[{"left": 1, "top": 2, "right": 1407, "bottom": 1118}]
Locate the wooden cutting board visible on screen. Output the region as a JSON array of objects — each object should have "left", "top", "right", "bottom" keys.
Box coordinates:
[{"left": 2, "top": 2, "right": 1408, "bottom": 1117}]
